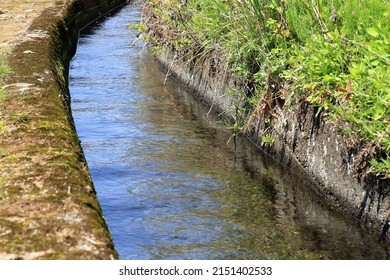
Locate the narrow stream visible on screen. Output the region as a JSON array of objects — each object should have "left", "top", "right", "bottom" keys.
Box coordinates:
[{"left": 69, "top": 3, "right": 388, "bottom": 259}]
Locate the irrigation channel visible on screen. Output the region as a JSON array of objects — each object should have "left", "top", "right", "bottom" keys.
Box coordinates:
[{"left": 69, "top": 3, "right": 388, "bottom": 259}]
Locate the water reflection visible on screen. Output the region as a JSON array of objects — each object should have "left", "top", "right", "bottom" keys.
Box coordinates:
[{"left": 69, "top": 3, "right": 389, "bottom": 259}]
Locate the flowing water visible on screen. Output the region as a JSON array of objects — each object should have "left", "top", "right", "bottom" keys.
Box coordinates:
[{"left": 69, "top": 3, "right": 388, "bottom": 259}]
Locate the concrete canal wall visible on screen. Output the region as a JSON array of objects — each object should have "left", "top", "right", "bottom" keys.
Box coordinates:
[{"left": 0, "top": 0, "right": 128, "bottom": 259}]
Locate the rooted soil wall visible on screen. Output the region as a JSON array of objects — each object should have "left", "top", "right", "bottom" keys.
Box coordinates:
[
  {"left": 154, "top": 43, "right": 390, "bottom": 235},
  {"left": 0, "top": 0, "right": 127, "bottom": 259}
]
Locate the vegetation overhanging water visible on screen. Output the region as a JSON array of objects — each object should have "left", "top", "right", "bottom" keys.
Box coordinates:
[
  {"left": 141, "top": 0, "right": 389, "bottom": 178},
  {"left": 69, "top": 3, "right": 389, "bottom": 259}
]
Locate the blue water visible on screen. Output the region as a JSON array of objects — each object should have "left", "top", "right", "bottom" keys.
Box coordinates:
[{"left": 69, "top": 3, "right": 388, "bottom": 259}]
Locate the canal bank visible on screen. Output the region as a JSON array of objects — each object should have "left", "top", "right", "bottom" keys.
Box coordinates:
[
  {"left": 142, "top": 2, "right": 390, "bottom": 235},
  {"left": 0, "top": 0, "right": 129, "bottom": 259}
]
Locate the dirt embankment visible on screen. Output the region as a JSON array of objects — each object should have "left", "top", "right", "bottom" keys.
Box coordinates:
[{"left": 0, "top": 0, "right": 127, "bottom": 259}]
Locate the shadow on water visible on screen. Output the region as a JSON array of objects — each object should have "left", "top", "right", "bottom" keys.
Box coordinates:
[{"left": 69, "top": 2, "right": 389, "bottom": 259}]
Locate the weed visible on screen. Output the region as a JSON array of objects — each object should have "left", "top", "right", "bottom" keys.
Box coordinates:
[
  {"left": 262, "top": 134, "right": 276, "bottom": 145},
  {"left": 0, "top": 47, "right": 11, "bottom": 76},
  {"left": 0, "top": 47, "right": 11, "bottom": 111},
  {"left": 371, "top": 158, "right": 390, "bottom": 179}
]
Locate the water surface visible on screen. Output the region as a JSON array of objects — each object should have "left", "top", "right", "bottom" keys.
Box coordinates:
[{"left": 69, "top": 3, "right": 389, "bottom": 259}]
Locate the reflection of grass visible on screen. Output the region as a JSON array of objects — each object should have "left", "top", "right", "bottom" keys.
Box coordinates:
[{"left": 219, "top": 171, "right": 326, "bottom": 259}]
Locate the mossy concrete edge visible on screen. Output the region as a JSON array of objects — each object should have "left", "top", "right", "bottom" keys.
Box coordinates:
[{"left": 0, "top": 0, "right": 128, "bottom": 259}]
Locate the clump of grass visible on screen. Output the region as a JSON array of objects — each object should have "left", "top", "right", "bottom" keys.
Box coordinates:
[
  {"left": 144, "top": 0, "right": 389, "bottom": 178},
  {"left": 0, "top": 47, "right": 11, "bottom": 76},
  {"left": 0, "top": 47, "right": 11, "bottom": 99},
  {"left": 1, "top": 47, "right": 12, "bottom": 130}
]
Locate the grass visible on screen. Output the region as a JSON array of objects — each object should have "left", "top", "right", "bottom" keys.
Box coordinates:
[
  {"left": 0, "top": 47, "right": 11, "bottom": 117},
  {"left": 0, "top": 47, "right": 11, "bottom": 76},
  {"left": 144, "top": 0, "right": 390, "bottom": 178},
  {"left": 0, "top": 47, "right": 11, "bottom": 99}
]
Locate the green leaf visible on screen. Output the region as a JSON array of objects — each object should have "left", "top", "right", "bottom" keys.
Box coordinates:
[{"left": 367, "top": 27, "right": 379, "bottom": 37}]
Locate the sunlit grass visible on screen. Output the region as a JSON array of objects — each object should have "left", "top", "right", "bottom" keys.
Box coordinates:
[
  {"left": 0, "top": 47, "right": 11, "bottom": 115},
  {"left": 145, "top": 0, "right": 389, "bottom": 177}
]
